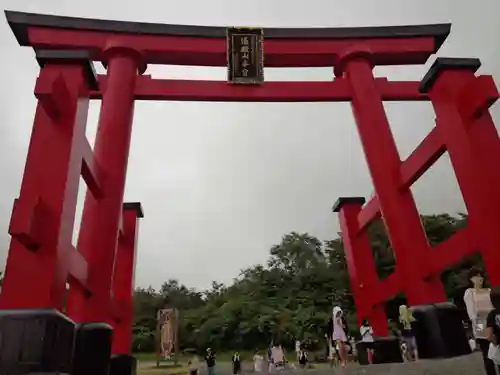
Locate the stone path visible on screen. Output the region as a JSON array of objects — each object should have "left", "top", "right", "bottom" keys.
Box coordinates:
[{"left": 139, "top": 352, "right": 484, "bottom": 375}]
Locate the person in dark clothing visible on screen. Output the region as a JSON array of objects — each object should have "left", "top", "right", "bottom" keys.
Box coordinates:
[
  {"left": 298, "top": 344, "right": 308, "bottom": 369},
  {"left": 205, "top": 348, "right": 216, "bottom": 375},
  {"left": 486, "top": 286, "right": 500, "bottom": 372},
  {"left": 231, "top": 351, "right": 241, "bottom": 374},
  {"left": 397, "top": 305, "right": 418, "bottom": 362}
]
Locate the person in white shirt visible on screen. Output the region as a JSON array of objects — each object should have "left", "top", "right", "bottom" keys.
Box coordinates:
[
  {"left": 253, "top": 351, "right": 263, "bottom": 372},
  {"left": 187, "top": 354, "right": 200, "bottom": 375},
  {"left": 360, "top": 320, "right": 375, "bottom": 364}
]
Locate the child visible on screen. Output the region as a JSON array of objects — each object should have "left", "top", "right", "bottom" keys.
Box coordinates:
[
  {"left": 253, "top": 350, "right": 263, "bottom": 372},
  {"left": 187, "top": 353, "right": 200, "bottom": 375},
  {"left": 486, "top": 286, "right": 500, "bottom": 373},
  {"left": 231, "top": 351, "right": 241, "bottom": 375}
]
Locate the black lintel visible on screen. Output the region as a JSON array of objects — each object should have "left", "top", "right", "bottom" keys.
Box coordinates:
[
  {"left": 35, "top": 49, "right": 99, "bottom": 91},
  {"left": 419, "top": 57, "right": 481, "bottom": 93},
  {"left": 6, "top": 10, "right": 450, "bottom": 52}
]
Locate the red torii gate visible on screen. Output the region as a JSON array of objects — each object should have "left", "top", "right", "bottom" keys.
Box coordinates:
[{"left": 1, "top": 9, "right": 499, "bottom": 374}]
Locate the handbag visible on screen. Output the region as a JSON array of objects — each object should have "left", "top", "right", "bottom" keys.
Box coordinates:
[
  {"left": 488, "top": 343, "right": 500, "bottom": 364},
  {"left": 472, "top": 290, "right": 489, "bottom": 338}
]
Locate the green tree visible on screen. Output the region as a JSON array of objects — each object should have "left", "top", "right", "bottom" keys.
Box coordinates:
[{"left": 131, "top": 212, "right": 478, "bottom": 353}]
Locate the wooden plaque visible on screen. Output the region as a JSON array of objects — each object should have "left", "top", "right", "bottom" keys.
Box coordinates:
[{"left": 227, "top": 27, "right": 264, "bottom": 84}]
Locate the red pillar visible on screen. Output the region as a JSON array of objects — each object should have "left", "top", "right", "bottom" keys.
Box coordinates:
[
  {"left": 336, "top": 51, "right": 446, "bottom": 305},
  {"left": 422, "top": 58, "right": 500, "bottom": 285},
  {"left": 66, "top": 43, "right": 145, "bottom": 323},
  {"left": 112, "top": 202, "right": 143, "bottom": 354},
  {"left": 0, "top": 51, "right": 95, "bottom": 310},
  {"left": 333, "top": 197, "right": 388, "bottom": 336}
]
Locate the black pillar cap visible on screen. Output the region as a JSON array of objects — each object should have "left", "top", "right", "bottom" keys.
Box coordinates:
[
  {"left": 332, "top": 197, "right": 366, "bottom": 213},
  {"left": 35, "top": 49, "right": 99, "bottom": 91},
  {"left": 123, "top": 202, "right": 144, "bottom": 218},
  {"left": 419, "top": 57, "right": 481, "bottom": 93}
]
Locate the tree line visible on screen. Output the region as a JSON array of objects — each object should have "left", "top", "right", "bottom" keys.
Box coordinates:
[{"left": 132, "top": 213, "right": 479, "bottom": 353}]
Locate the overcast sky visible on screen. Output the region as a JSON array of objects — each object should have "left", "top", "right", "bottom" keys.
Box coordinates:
[{"left": 0, "top": 0, "right": 499, "bottom": 291}]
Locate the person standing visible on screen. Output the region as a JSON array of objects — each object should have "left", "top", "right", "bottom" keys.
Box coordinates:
[
  {"left": 295, "top": 340, "right": 301, "bottom": 362},
  {"left": 360, "top": 320, "right": 375, "bottom": 364},
  {"left": 187, "top": 353, "right": 200, "bottom": 375},
  {"left": 267, "top": 344, "right": 273, "bottom": 372},
  {"left": 464, "top": 267, "right": 495, "bottom": 375},
  {"left": 253, "top": 350, "right": 263, "bottom": 372},
  {"left": 298, "top": 344, "right": 308, "bottom": 369},
  {"left": 332, "top": 306, "right": 348, "bottom": 368},
  {"left": 271, "top": 343, "right": 285, "bottom": 370},
  {"left": 231, "top": 351, "right": 241, "bottom": 375},
  {"left": 398, "top": 305, "right": 419, "bottom": 362},
  {"left": 205, "top": 348, "right": 216, "bottom": 375}
]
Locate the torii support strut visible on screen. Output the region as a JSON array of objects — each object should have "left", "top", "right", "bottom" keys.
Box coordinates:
[{"left": 334, "top": 57, "right": 500, "bottom": 359}]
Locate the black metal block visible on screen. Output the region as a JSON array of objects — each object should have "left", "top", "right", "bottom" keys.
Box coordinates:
[
  {"left": 110, "top": 354, "right": 137, "bottom": 375},
  {"left": 410, "top": 302, "right": 471, "bottom": 359},
  {"left": 372, "top": 336, "right": 403, "bottom": 364},
  {"left": 355, "top": 341, "right": 369, "bottom": 365},
  {"left": 72, "top": 322, "right": 113, "bottom": 375},
  {"left": 0, "top": 309, "right": 76, "bottom": 375}
]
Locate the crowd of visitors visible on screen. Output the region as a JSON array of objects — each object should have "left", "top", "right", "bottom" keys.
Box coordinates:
[{"left": 187, "top": 266, "right": 500, "bottom": 375}]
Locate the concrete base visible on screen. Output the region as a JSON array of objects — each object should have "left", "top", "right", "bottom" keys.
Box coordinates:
[
  {"left": 0, "top": 309, "right": 75, "bottom": 375},
  {"left": 410, "top": 302, "right": 471, "bottom": 359},
  {"left": 372, "top": 336, "right": 403, "bottom": 364},
  {"left": 110, "top": 354, "right": 137, "bottom": 375},
  {"left": 72, "top": 322, "right": 113, "bottom": 375},
  {"left": 356, "top": 341, "right": 370, "bottom": 365}
]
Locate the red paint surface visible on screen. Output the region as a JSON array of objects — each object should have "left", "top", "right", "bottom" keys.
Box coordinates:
[
  {"left": 0, "top": 64, "right": 92, "bottom": 310},
  {"left": 112, "top": 207, "right": 141, "bottom": 354},
  {"left": 66, "top": 45, "right": 142, "bottom": 325},
  {"left": 90, "top": 76, "right": 426, "bottom": 102},
  {"left": 26, "top": 26, "right": 436, "bottom": 67},
  {"left": 335, "top": 63, "right": 500, "bottom": 334}
]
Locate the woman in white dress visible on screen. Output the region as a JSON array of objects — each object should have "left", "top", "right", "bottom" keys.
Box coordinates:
[
  {"left": 253, "top": 351, "right": 263, "bottom": 372},
  {"left": 332, "top": 306, "right": 348, "bottom": 368},
  {"left": 464, "top": 267, "right": 495, "bottom": 375}
]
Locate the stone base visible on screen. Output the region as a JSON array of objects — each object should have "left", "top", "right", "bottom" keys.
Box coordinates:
[
  {"left": 0, "top": 309, "right": 75, "bottom": 375},
  {"left": 410, "top": 302, "right": 471, "bottom": 359},
  {"left": 110, "top": 354, "right": 137, "bottom": 375},
  {"left": 372, "top": 336, "right": 403, "bottom": 364},
  {"left": 72, "top": 322, "right": 113, "bottom": 375},
  {"left": 355, "top": 341, "right": 370, "bottom": 365}
]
